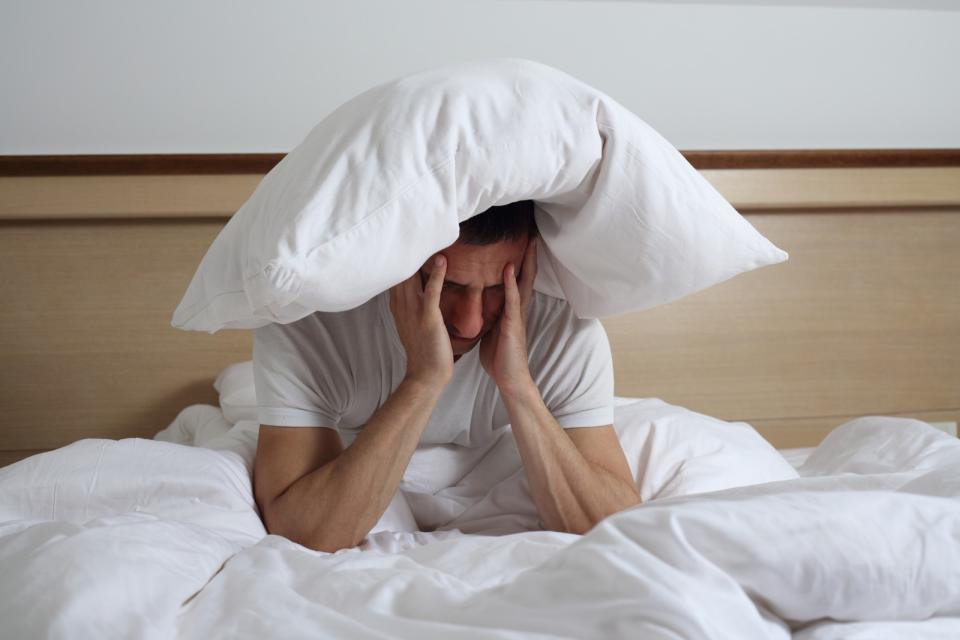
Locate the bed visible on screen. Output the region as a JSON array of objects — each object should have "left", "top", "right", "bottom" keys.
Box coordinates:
[{"left": 1, "top": 150, "right": 958, "bottom": 638}]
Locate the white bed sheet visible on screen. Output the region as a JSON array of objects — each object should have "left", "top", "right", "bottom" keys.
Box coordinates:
[{"left": 1, "top": 391, "right": 958, "bottom": 638}]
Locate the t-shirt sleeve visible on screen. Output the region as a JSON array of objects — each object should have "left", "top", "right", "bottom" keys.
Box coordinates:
[
  {"left": 252, "top": 316, "right": 351, "bottom": 428},
  {"left": 527, "top": 296, "right": 615, "bottom": 429}
]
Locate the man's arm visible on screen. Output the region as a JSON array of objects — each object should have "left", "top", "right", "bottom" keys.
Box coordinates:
[
  {"left": 479, "top": 237, "right": 639, "bottom": 534},
  {"left": 254, "top": 255, "right": 454, "bottom": 553},
  {"left": 256, "top": 376, "right": 445, "bottom": 553},
  {"left": 500, "top": 384, "right": 640, "bottom": 534}
]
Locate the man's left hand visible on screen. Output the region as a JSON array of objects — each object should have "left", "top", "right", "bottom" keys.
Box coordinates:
[{"left": 479, "top": 236, "right": 538, "bottom": 392}]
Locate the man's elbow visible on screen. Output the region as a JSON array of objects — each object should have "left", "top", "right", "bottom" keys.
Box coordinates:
[
  {"left": 260, "top": 497, "right": 360, "bottom": 554},
  {"left": 617, "top": 485, "right": 643, "bottom": 515},
  {"left": 578, "top": 491, "right": 643, "bottom": 534},
  {"left": 302, "top": 533, "right": 359, "bottom": 554}
]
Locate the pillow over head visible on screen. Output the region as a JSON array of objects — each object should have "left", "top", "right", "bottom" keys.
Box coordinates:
[{"left": 172, "top": 57, "right": 787, "bottom": 332}]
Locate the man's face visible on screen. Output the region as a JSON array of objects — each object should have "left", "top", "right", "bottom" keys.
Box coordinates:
[{"left": 419, "top": 234, "right": 530, "bottom": 361}]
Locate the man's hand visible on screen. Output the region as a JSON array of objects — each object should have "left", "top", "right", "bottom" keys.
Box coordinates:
[
  {"left": 389, "top": 255, "right": 454, "bottom": 388},
  {"left": 479, "top": 236, "right": 538, "bottom": 392}
]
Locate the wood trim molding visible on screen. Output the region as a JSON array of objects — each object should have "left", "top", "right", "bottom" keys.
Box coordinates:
[
  {"left": 1, "top": 149, "right": 959, "bottom": 176},
  {"left": 685, "top": 149, "right": 960, "bottom": 170},
  {"left": 0, "top": 154, "right": 282, "bottom": 176}
]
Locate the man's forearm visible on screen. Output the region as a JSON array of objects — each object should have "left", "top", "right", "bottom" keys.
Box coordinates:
[
  {"left": 501, "top": 380, "right": 640, "bottom": 535},
  {"left": 266, "top": 376, "right": 443, "bottom": 552}
]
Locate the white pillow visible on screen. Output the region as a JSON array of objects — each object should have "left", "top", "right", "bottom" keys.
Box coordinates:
[
  {"left": 172, "top": 57, "right": 787, "bottom": 333},
  {"left": 213, "top": 360, "right": 258, "bottom": 424},
  {"left": 613, "top": 397, "right": 799, "bottom": 500}
]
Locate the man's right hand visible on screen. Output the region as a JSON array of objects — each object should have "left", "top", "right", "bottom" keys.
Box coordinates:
[{"left": 389, "top": 255, "right": 453, "bottom": 388}]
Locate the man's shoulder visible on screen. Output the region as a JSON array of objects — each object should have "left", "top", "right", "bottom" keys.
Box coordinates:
[
  {"left": 525, "top": 291, "right": 612, "bottom": 386},
  {"left": 528, "top": 290, "right": 579, "bottom": 327},
  {"left": 264, "top": 292, "right": 387, "bottom": 352},
  {"left": 527, "top": 290, "right": 608, "bottom": 349},
  {"left": 301, "top": 291, "right": 387, "bottom": 328}
]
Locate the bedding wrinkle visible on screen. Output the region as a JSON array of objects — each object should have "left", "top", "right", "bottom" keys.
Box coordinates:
[
  {"left": 181, "top": 555, "right": 231, "bottom": 609},
  {"left": 82, "top": 440, "right": 108, "bottom": 521}
]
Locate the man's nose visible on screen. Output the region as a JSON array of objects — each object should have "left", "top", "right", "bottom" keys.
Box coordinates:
[{"left": 450, "top": 290, "right": 484, "bottom": 339}]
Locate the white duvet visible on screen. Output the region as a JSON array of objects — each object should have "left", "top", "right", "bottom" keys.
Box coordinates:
[{"left": 2, "top": 396, "right": 959, "bottom": 639}]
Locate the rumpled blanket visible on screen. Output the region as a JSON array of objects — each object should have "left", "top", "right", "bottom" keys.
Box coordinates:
[{"left": 1, "top": 401, "right": 957, "bottom": 639}]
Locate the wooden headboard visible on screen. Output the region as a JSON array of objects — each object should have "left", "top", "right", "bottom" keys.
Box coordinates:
[{"left": 2, "top": 151, "right": 958, "bottom": 466}]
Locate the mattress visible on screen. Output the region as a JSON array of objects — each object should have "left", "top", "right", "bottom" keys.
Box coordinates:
[{"left": 1, "top": 364, "right": 958, "bottom": 639}]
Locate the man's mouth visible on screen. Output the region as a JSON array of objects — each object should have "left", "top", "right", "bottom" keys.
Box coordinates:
[
  {"left": 451, "top": 339, "right": 475, "bottom": 355},
  {"left": 450, "top": 335, "right": 481, "bottom": 357},
  {"left": 449, "top": 327, "right": 491, "bottom": 354}
]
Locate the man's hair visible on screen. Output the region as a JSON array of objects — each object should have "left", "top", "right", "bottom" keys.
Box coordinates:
[{"left": 459, "top": 200, "right": 538, "bottom": 246}]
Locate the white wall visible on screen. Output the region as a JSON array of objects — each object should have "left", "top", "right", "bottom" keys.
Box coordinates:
[{"left": 1, "top": 0, "right": 957, "bottom": 154}]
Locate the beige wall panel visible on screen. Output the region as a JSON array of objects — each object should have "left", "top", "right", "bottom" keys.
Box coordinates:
[
  {"left": 702, "top": 167, "right": 960, "bottom": 210},
  {"left": 0, "top": 220, "right": 252, "bottom": 450},
  {"left": 751, "top": 409, "right": 960, "bottom": 450},
  {"left": 602, "top": 209, "right": 960, "bottom": 422},
  {"left": 0, "top": 450, "right": 48, "bottom": 467},
  {"left": 1, "top": 168, "right": 957, "bottom": 461},
  {"left": 0, "top": 175, "right": 260, "bottom": 220}
]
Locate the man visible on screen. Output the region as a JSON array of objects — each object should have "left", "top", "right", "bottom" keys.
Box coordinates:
[{"left": 252, "top": 200, "right": 640, "bottom": 553}]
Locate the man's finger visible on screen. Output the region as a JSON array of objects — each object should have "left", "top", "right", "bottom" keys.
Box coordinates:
[
  {"left": 503, "top": 262, "right": 521, "bottom": 320},
  {"left": 424, "top": 255, "right": 446, "bottom": 306},
  {"left": 391, "top": 272, "right": 416, "bottom": 306},
  {"left": 388, "top": 279, "right": 405, "bottom": 308},
  {"left": 517, "top": 237, "right": 538, "bottom": 306}
]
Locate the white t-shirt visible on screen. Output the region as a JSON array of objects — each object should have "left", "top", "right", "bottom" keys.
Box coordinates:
[{"left": 252, "top": 290, "right": 614, "bottom": 450}]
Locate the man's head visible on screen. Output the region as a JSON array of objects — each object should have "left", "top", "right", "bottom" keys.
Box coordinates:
[{"left": 420, "top": 200, "right": 538, "bottom": 360}]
